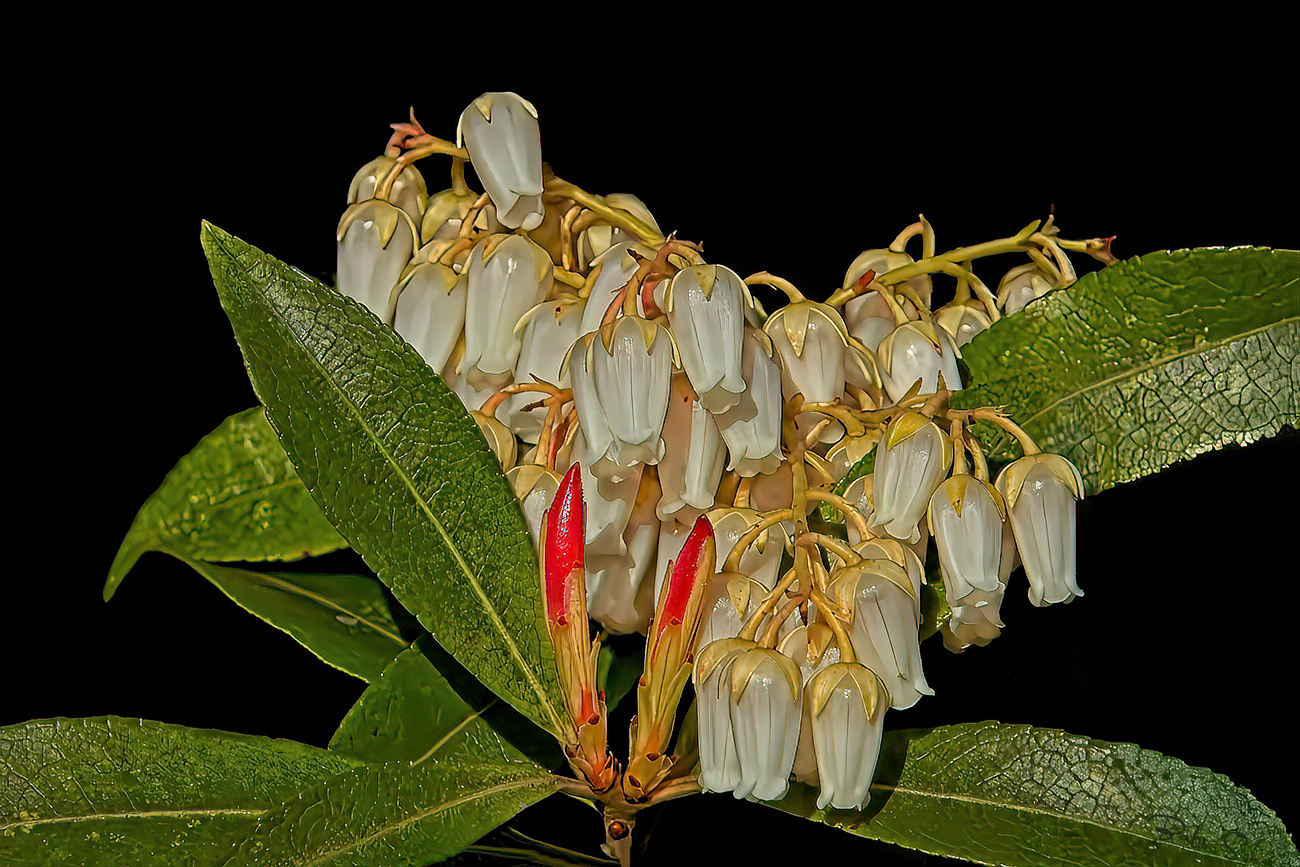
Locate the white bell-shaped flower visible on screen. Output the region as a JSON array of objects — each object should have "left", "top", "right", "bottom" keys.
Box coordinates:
[
  {"left": 872, "top": 412, "right": 953, "bottom": 544},
  {"left": 506, "top": 295, "right": 586, "bottom": 442},
  {"left": 995, "top": 454, "right": 1085, "bottom": 606},
  {"left": 714, "top": 328, "right": 784, "bottom": 477},
  {"left": 336, "top": 200, "right": 418, "bottom": 324},
  {"left": 567, "top": 316, "right": 675, "bottom": 479},
  {"left": 461, "top": 234, "right": 553, "bottom": 386},
  {"left": 657, "top": 375, "right": 726, "bottom": 521},
  {"left": 665, "top": 265, "right": 752, "bottom": 413},
  {"left": 777, "top": 624, "right": 841, "bottom": 787},
  {"left": 807, "top": 661, "right": 888, "bottom": 810},
  {"left": 943, "top": 584, "right": 1006, "bottom": 652},
  {"left": 997, "top": 263, "right": 1064, "bottom": 315},
  {"left": 842, "top": 475, "right": 876, "bottom": 545},
  {"left": 420, "top": 188, "right": 502, "bottom": 244},
  {"left": 576, "top": 193, "right": 661, "bottom": 266},
  {"left": 707, "top": 507, "right": 789, "bottom": 590},
  {"left": 578, "top": 242, "right": 645, "bottom": 336},
  {"left": 927, "top": 475, "right": 1006, "bottom": 602},
  {"left": 695, "top": 570, "right": 801, "bottom": 651},
  {"left": 391, "top": 257, "right": 466, "bottom": 375},
  {"left": 506, "top": 464, "right": 561, "bottom": 549},
  {"left": 832, "top": 559, "right": 932, "bottom": 710},
  {"left": 469, "top": 410, "right": 516, "bottom": 471},
  {"left": 843, "top": 291, "right": 899, "bottom": 354},
  {"left": 728, "top": 645, "right": 804, "bottom": 801},
  {"left": 842, "top": 248, "right": 933, "bottom": 307},
  {"left": 347, "top": 156, "right": 428, "bottom": 229},
  {"left": 763, "top": 300, "right": 851, "bottom": 405},
  {"left": 586, "top": 491, "right": 659, "bottom": 634},
  {"left": 456, "top": 92, "right": 545, "bottom": 231},
  {"left": 934, "top": 304, "right": 992, "bottom": 347},
  {"left": 826, "top": 436, "right": 876, "bottom": 483},
  {"left": 877, "top": 321, "right": 963, "bottom": 402},
  {"left": 693, "top": 638, "right": 753, "bottom": 794}
]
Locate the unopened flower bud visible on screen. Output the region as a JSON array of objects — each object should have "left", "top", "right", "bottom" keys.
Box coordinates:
[
  {"left": 995, "top": 454, "right": 1085, "bottom": 606},
  {"left": 348, "top": 156, "right": 428, "bottom": 229},
  {"left": 877, "top": 321, "right": 963, "bottom": 402},
  {"left": 456, "top": 92, "right": 545, "bottom": 231},
  {"left": 842, "top": 249, "right": 933, "bottom": 307},
  {"left": 336, "top": 200, "right": 419, "bottom": 323},
  {"left": 872, "top": 412, "right": 953, "bottom": 544},
  {"left": 420, "top": 187, "right": 501, "bottom": 243},
  {"left": 461, "top": 234, "right": 553, "bottom": 385},
  {"left": 927, "top": 475, "right": 1006, "bottom": 602},
  {"left": 665, "top": 265, "right": 752, "bottom": 413},
  {"left": 807, "top": 662, "right": 888, "bottom": 810}
]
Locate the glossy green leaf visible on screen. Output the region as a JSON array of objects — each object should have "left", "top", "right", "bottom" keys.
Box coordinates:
[
  {"left": 201, "top": 223, "right": 567, "bottom": 740},
  {"left": 227, "top": 758, "right": 556, "bottom": 867},
  {"left": 180, "top": 558, "right": 408, "bottom": 682},
  {"left": 955, "top": 247, "right": 1299, "bottom": 495},
  {"left": 0, "top": 717, "right": 359, "bottom": 866},
  {"left": 330, "top": 639, "right": 523, "bottom": 765},
  {"left": 105, "top": 407, "right": 347, "bottom": 600},
  {"left": 770, "top": 721, "right": 1298, "bottom": 867}
]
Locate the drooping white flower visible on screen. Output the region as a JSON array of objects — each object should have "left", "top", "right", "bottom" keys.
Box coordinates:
[
  {"left": 456, "top": 92, "right": 545, "bottom": 231},
  {"left": 506, "top": 464, "right": 562, "bottom": 549},
  {"left": 506, "top": 295, "right": 586, "bottom": 442},
  {"left": 577, "top": 193, "right": 661, "bottom": 265},
  {"left": 997, "top": 262, "right": 1070, "bottom": 315},
  {"left": 420, "top": 187, "right": 502, "bottom": 243},
  {"left": 995, "top": 454, "right": 1085, "bottom": 606},
  {"left": 777, "top": 624, "right": 841, "bottom": 787},
  {"left": 468, "top": 410, "right": 516, "bottom": 471},
  {"left": 934, "top": 304, "right": 993, "bottom": 347},
  {"left": 826, "top": 436, "right": 876, "bottom": 483},
  {"left": 347, "top": 156, "right": 428, "bottom": 229},
  {"left": 657, "top": 374, "right": 726, "bottom": 521},
  {"left": 763, "top": 300, "right": 851, "bottom": 406},
  {"left": 843, "top": 291, "right": 899, "bottom": 354},
  {"left": 943, "top": 584, "right": 1006, "bottom": 652},
  {"left": 832, "top": 558, "right": 932, "bottom": 710},
  {"left": 336, "top": 200, "right": 419, "bottom": 323},
  {"left": 842, "top": 249, "right": 933, "bottom": 308},
  {"left": 927, "top": 474, "right": 1006, "bottom": 602},
  {"left": 585, "top": 467, "right": 660, "bottom": 635},
  {"left": 872, "top": 412, "right": 953, "bottom": 544},
  {"left": 391, "top": 255, "right": 466, "bottom": 375},
  {"left": 567, "top": 316, "right": 675, "bottom": 480},
  {"left": 578, "top": 242, "right": 645, "bottom": 337},
  {"left": 694, "top": 570, "right": 801, "bottom": 651},
  {"left": 565, "top": 429, "right": 642, "bottom": 556},
  {"left": 714, "top": 328, "right": 784, "bottom": 477},
  {"left": 807, "top": 661, "right": 888, "bottom": 810},
  {"left": 460, "top": 234, "right": 553, "bottom": 387},
  {"left": 665, "top": 265, "right": 752, "bottom": 413},
  {"left": 707, "top": 507, "right": 789, "bottom": 590},
  {"left": 693, "top": 637, "right": 753, "bottom": 795},
  {"left": 877, "top": 321, "right": 963, "bottom": 402},
  {"left": 728, "top": 645, "right": 804, "bottom": 801}
]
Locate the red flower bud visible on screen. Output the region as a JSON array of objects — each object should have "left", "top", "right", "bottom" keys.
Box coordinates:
[
  {"left": 544, "top": 463, "right": 585, "bottom": 625},
  {"left": 662, "top": 515, "right": 714, "bottom": 627}
]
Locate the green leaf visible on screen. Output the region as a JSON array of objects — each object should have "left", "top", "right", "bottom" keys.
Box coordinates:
[
  {"left": 769, "top": 721, "right": 1298, "bottom": 867},
  {"left": 179, "top": 558, "right": 408, "bottom": 682},
  {"left": 818, "top": 450, "right": 874, "bottom": 523},
  {"left": 596, "top": 635, "right": 644, "bottom": 713},
  {"left": 0, "top": 717, "right": 359, "bottom": 866},
  {"left": 228, "top": 758, "right": 556, "bottom": 867},
  {"left": 105, "top": 407, "right": 347, "bottom": 600},
  {"left": 201, "top": 223, "right": 567, "bottom": 740},
  {"left": 330, "top": 638, "right": 525, "bottom": 765},
  {"left": 955, "top": 247, "right": 1299, "bottom": 495}
]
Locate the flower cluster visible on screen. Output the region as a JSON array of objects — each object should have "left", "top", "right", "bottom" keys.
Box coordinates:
[{"left": 334, "top": 93, "right": 1110, "bottom": 813}]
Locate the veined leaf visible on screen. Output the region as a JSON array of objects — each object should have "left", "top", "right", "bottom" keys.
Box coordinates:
[
  {"left": 228, "top": 758, "right": 556, "bottom": 867},
  {"left": 330, "top": 639, "right": 524, "bottom": 765},
  {"left": 955, "top": 247, "right": 1299, "bottom": 495},
  {"left": 105, "top": 407, "right": 347, "bottom": 600},
  {"left": 180, "top": 558, "right": 408, "bottom": 682},
  {"left": 769, "top": 721, "right": 1298, "bottom": 867},
  {"left": 0, "top": 717, "right": 359, "bottom": 866},
  {"left": 201, "top": 223, "right": 567, "bottom": 740}
]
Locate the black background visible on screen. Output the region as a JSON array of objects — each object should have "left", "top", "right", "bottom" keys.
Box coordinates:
[{"left": 10, "top": 61, "right": 1297, "bottom": 867}]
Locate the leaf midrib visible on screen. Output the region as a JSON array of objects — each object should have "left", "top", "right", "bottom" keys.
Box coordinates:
[
  {"left": 0, "top": 806, "right": 263, "bottom": 831},
  {"left": 997, "top": 313, "right": 1298, "bottom": 433},
  {"left": 868, "top": 780, "right": 1260, "bottom": 866},
  {"left": 298, "top": 774, "right": 553, "bottom": 867},
  {"left": 209, "top": 229, "right": 564, "bottom": 738}
]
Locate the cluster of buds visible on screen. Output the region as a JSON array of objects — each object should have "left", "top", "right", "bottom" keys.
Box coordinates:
[{"left": 332, "top": 93, "right": 1113, "bottom": 835}]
